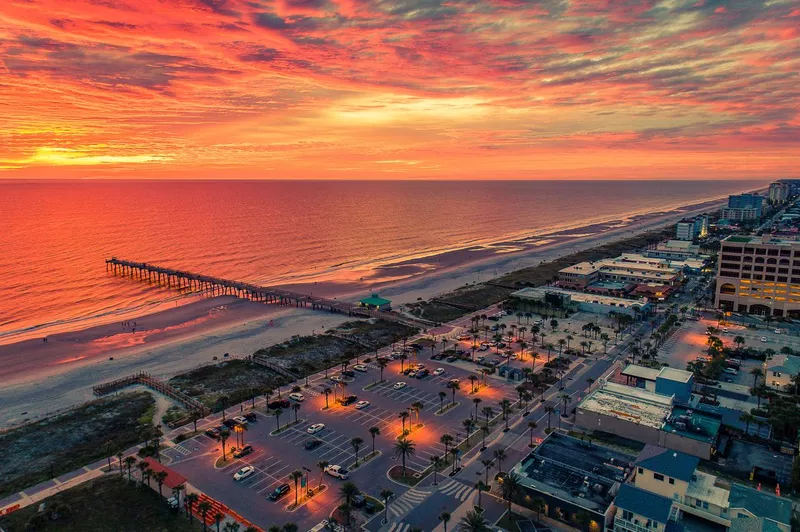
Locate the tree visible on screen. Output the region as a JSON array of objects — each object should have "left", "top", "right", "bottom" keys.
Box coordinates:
[
  {"left": 481, "top": 458, "right": 494, "bottom": 485},
  {"left": 217, "top": 395, "right": 229, "bottom": 421},
  {"left": 224, "top": 523, "right": 242, "bottom": 532},
  {"left": 186, "top": 492, "right": 199, "bottom": 521},
  {"left": 214, "top": 512, "right": 224, "bottom": 532},
  {"left": 450, "top": 447, "right": 460, "bottom": 474},
  {"left": 472, "top": 397, "right": 482, "bottom": 421},
  {"left": 198, "top": 501, "right": 212, "bottom": 531},
  {"left": 481, "top": 424, "right": 490, "bottom": 450},
  {"left": 459, "top": 509, "right": 491, "bottom": 532},
  {"left": 527, "top": 421, "right": 538, "bottom": 446},
  {"left": 380, "top": 488, "right": 394, "bottom": 524},
  {"left": 575, "top": 510, "right": 592, "bottom": 532},
  {"left": 439, "top": 512, "right": 451, "bottom": 532},
  {"left": 531, "top": 497, "right": 546, "bottom": 523},
  {"left": 340, "top": 482, "right": 361, "bottom": 524},
  {"left": 282, "top": 524, "right": 298, "bottom": 532},
  {"left": 440, "top": 433, "right": 454, "bottom": 461},
  {"left": 410, "top": 401, "right": 424, "bottom": 426},
  {"left": 469, "top": 374, "right": 478, "bottom": 393},
  {"left": 734, "top": 335, "right": 745, "bottom": 350},
  {"left": 462, "top": 418, "right": 475, "bottom": 443},
  {"left": 740, "top": 412, "right": 756, "bottom": 435},
  {"left": 292, "top": 402, "right": 301, "bottom": 423},
  {"left": 290, "top": 469, "right": 303, "bottom": 506},
  {"left": 154, "top": 470, "right": 168, "bottom": 501},
  {"left": 447, "top": 380, "right": 460, "bottom": 404},
  {"left": 392, "top": 437, "right": 416, "bottom": 476},
  {"left": 369, "top": 426, "right": 381, "bottom": 456},
  {"left": 550, "top": 319, "right": 558, "bottom": 331},
  {"left": 317, "top": 460, "right": 329, "bottom": 489},
  {"left": 545, "top": 405, "right": 555, "bottom": 430},
  {"left": 560, "top": 393, "right": 572, "bottom": 417},
  {"left": 493, "top": 448, "right": 507, "bottom": 475},
  {"left": 438, "top": 391, "right": 447, "bottom": 412},
  {"left": 273, "top": 408, "right": 283, "bottom": 431},
  {"left": 501, "top": 472, "right": 522, "bottom": 514},
  {"left": 351, "top": 437, "right": 364, "bottom": 466},
  {"left": 124, "top": 456, "right": 137, "bottom": 483},
  {"left": 378, "top": 358, "right": 388, "bottom": 383},
  {"left": 500, "top": 399, "right": 511, "bottom": 431},
  {"left": 751, "top": 368, "right": 764, "bottom": 389},
  {"left": 137, "top": 461, "right": 150, "bottom": 488},
  {"left": 398, "top": 411, "right": 410, "bottom": 433},
  {"left": 431, "top": 455, "right": 442, "bottom": 485},
  {"left": 220, "top": 428, "right": 231, "bottom": 460},
  {"left": 476, "top": 480, "right": 487, "bottom": 509}
]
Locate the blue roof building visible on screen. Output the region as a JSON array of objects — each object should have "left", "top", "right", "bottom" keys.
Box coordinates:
[
  {"left": 729, "top": 484, "right": 792, "bottom": 531},
  {"left": 635, "top": 445, "right": 699, "bottom": 483},
  {"left": 614, "top": 483, "right": 675, "bottom": 530}
]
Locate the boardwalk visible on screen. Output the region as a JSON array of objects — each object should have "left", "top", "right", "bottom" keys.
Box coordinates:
[{"left": 105, "top": 257, "right": 431, "bottom": 327}]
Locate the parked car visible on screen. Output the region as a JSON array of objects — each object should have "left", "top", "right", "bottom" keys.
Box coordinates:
[
  {"left": 760, "top": 336, "right": 768, "bottom": 342},
  {"left": 393, "top": 382, "right": 407, "bottom": 390},
  {"left": 330, "top": 375, "right": 343, "bottom": 382},
  {"left": 433, "top": 368, "right": 444, "bottom": 376},
  {"left": 354, "top": 364, "right": 368, "bottom": 372},
  {"left": 233, "top": 445, "right": 253, "bottom": 458},
  {"left": 204, "top": 427, "right": 220, "bottom": 439},
  {"left": 269, "top": 483, "right": 291, "bottom": 501},
  {"left": 407, "top": 370, "right": 417, "bottom": 378},
  {"left": 307, "top": 423, "right": 325, "bottom": 434},
  {"left": 244, "top": 412, "right": 257, "bottom": 422},
  {"left": 324, "top": 465, "right": 349, "bottom": 479},
  {"left": 355, "top": 400, "right": 370, "bottom": 409},
  {"left": 233, "top": 466, "right": 255, "bottom": 481},
  {"left": 364, "top": 499, "right": 376, "bottom": 514},
  {"left": 416, "top": 369, "right": 430, "bottom": 378},
  {"left": 723, "top": 368, "right": 738, "bottom": 375},
  {"left": 233, "top": 416, "right": 248, "bottom": 425},
  {"left": 339, "top": 395, "right": 358, "bottom": 406},
  {"left": 304, "top": 439, "right": 323, "bottom": 450},
  {"left": 289, "top": 392, "right": 305, "bottom": 402},
  {"left": 431, "top": 354, "right": 443, "bottom": 360},
  {"left": 222, "top": 419, "right": 237, "bottom": 428},
  {"left": 342, "top": 370, "right": 356, "bottom": 378},
  {"left": 448, "top": 378, "right": 460, "bottom": 385},
  {"left": 268, "top": 399, "right": 290, "bottom": 409},
  {"left": 352, "top": 494, "right": 366, "bottom": 507}
]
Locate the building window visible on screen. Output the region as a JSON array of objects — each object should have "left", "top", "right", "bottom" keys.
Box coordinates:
[
  {"left": 774, "top": 372, "right": 782, "bottom": 377},
  {"left": 622, "top": 510, "right": 633, "bottom": 521},
  {"left": 654, "top": 473, "right": 664, "bottom": 481},
  {"left": 703, "top": 502, "right": 709, "bottom": 510},
  {"left": 695, "top": 499, "right": 701, "bottom": 507},
  {"left": 668, "top": 478, "right": 675, "bottom": 485},
  {"left": 638, "top": 467, "right": 643, "bottom": 474}
]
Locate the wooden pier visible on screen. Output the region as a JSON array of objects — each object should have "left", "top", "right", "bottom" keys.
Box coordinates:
[{"left": 92, "top": 371, "right": 210, "bottom": 416}]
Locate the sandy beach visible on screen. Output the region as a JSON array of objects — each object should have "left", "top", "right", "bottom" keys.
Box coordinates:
[{"left": 0, "top": 195, "right": 726, "bottom": 427}]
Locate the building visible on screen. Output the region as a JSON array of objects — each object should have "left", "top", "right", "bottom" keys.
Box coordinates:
[
  {"left": 559, "top": 256, "right": 682, "bottom": 289},
  {"left": 763, "top": 354, "right": 800, "bottom": 391},
  {"left": 511, "top": 432, "right": 636, "bottom": 531},
  {"left": 511, "top": 287, "right": 650, "bottom": 317},
  {"left": 676, "top": 216, "right": 708, "bottom": 241},
  {"left": 715, "top": 234, "right": 800, "bottom": 318},
  {"left": 728, "top": 484, "right": 792, "bottom": 532},
  {"left": 613, "top": 483, "right": 677, "bottom": 532},
  {"left": 722, "top": 208, "right": 761, "bottom": 222},
  {"left": 358, "top": 294, "right": 391, "bottom": 311},
  {"left": 728, "top": 194, "right": 764, "bottom": 216},
  {"left": 620, "top": 365, "right": 695, "bottom": 402},
  {"left": 769, "top": 182, "right": 790, "bottom": 204},
  {"left": 644, "top": 240, "right": 703, "bottom": 261},
  {"left": 574, "top": 382, "right": 721, "bottom": 459}
]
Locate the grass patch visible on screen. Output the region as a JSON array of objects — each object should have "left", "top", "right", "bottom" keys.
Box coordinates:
[
  {"left": 269, "top": 418, "right": 303, "bottom": 435},
  {"left": 435, "top": 402, "right": 460, "bottom": 415},
  {"left": 160, "top": 405, "right": 187, "bottom": 426},
  {"left": 0, "top": 475, "right": 195, "bottom": 532},
  {"left": 169, "top": 359, "right": 287, "bottom": 412},
  {"left": 388, "top": 465, "right": 422, "bottom": 487},
  {"left": 350, "top": 451, "right": 381, "bottom": 471},
  {"left": 495, "top": 510, "right": 529, "bottom": 531},
  {"left": 0, "top": 391, "right": 155, "bottom": 499},
  {"left": 363, "top": 381, "right": 384, "bottom": 391}
]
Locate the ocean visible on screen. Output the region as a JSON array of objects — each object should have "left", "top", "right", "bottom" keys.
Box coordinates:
[{"left": 0, "top": 179, "right": 764, "bottom": 343}]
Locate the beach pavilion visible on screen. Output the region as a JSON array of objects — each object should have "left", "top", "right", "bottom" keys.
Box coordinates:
[{"left": 358, "top": 293, "right": 392, "bottom": 311}]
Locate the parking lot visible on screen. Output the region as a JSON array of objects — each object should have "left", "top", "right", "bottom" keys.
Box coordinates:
[{"left": 165, "top": 351, "right": 521, "bottom": 529}]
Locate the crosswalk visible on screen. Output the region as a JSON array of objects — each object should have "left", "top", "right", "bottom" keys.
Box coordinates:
[
  {"left": 438, "top": 479, "right": 474, "bottom": 501},
  {"left": 387, "top": 523, "right": 415, "bottom": 532},
  {"left": 172, "top": 444, "right": 192, "bottom": 456},
  {"left": 389, "top": 488, "right": 430, "bottom": 518}
]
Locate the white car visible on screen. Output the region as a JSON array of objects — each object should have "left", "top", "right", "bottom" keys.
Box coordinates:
[
  {"left": 448, "top": 378, "right": 460, "bottom": 385},
  {"left": 233, "top": 416, "right": 248, "bottom": 425},
  {"left": 774, "top": 329, "right": 781, "bottom": 334},
  {"left": 354, "top": 364, "right": 368, "bottom": 372},
  {"left": 355, "top": 400, "right": 370, "bottom": 409},
  {"left": 760, "top": 336, "right": 768, "bottom": 342},
  {"left": 407, "top": 370, "right": 417, "bottom": 378},
  {"left": 390, "top": 352, "right": 402, "bottom": 359},
  {"left": 414, "top": 364, "right": 425, "bottom": 370},
  {"left": 233, "top": 466, "right": 255, "bottom": 481},
  {"left": 330, "top": 375, "right": 343, "bottom": 383},
  {"left": 324, "top": 465, "right": 349, "bottom": 479},
  {"left": 289, "top": 392, "right": 305, "bottom": 402},
  {"left": 307, "top": 423, "right": 325, "bottom": 434},
  {"left": 393, "top": 382, "right": 407, "bottom": 390},
  {"left": 433, "top": 368, "right": 444, "bottom": 376}
]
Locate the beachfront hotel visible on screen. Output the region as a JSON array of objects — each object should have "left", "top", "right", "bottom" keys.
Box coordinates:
[
  {"left": 715, "top": 234, "right": 800, "bottom": 318},
  {"left": 558, "top": 254, "right": 684, "bottom": 288}
]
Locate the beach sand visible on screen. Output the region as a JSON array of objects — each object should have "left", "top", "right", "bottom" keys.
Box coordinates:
[{"left": 0, "top": 197, "right": 723, "bottom": 427}]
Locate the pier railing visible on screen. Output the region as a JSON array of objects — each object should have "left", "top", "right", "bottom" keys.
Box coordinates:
[{"left": 92, "top": 371, "right": 210, "bottom": 416}]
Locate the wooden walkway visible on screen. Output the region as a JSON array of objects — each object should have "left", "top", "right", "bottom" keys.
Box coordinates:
[
  {"left": 92, "top": 371, "right": 210, "bottom": 416},
  {"left": 105, "top": 257, "right": 430, "bottom": 327}
]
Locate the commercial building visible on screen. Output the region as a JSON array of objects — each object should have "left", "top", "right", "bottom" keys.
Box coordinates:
[
  {"left": 559, "top": 256, "right": 682, "bottom": 289},
  {"left": 715, "top": 234, "right": 800, "bottom": 318},
  {"left": 645, "top": 240, "right": 703, "bottom": 261},
  {"left": 511, "top": 432, "right": 636, "bottom": 532},
  {"left": 763, "top": 354, "right": 800, "bottom": 391},
  {"left": 620, "top": 365, "right": 694, "bottom": 402},
  {"left": 574, "top": 382, "right": 720, "bottom": 459},
  {"left": 511, "top": 287, "right": 650, "bottom": 317},
  {"left": 769, "top": 182, "right": 790, "bottom": 204},
  {"left": 676, "top": 216, "right": 708, "bottom": 241}
]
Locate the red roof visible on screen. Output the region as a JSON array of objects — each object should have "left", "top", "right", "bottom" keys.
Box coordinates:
[{"left": 143, "top": 457, "right": 187, "bottom": 489}]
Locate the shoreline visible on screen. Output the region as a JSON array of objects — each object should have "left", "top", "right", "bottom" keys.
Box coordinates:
[{"left": 0, "top": 193, "right": 731, "bottom": 427}]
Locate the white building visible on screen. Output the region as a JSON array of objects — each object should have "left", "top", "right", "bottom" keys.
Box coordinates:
[
  {"left": 763, "top": 354, "right": 800, "bottom": 391},
  {"left": 769, "top": 182, "right": 790, "bottom": 204}
]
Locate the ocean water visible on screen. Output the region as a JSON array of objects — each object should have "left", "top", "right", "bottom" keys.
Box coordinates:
[{"left": 0, "top": 179, "right": 764, "bottom": 343}]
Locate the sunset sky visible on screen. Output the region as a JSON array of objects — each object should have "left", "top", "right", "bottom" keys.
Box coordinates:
[{"left": 1, "top": 0, "right": 798, "bottom": 180}]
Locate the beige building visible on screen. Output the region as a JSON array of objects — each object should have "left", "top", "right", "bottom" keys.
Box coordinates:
[
  {"left": 560, "top": 256, "right": 682, "bottom": 289},
  {"left": 716, "top": 235, "right": 800, "bottom": 318},
  {"left": 763, "top": 354, "right": 800, "bottom": 391}
]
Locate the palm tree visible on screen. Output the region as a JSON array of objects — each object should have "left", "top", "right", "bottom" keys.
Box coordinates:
[
  {"left": 481, "top": 458, "right": 494, "bottom": 485},
  {"left": 393, "top": 437, "right": 416, "bottom": 476},
  {"left": 124, "top": 456, "right": 137, "bottom": 482},
  {"left": 273, "top": 408, "right": 283, "bottom": 431},
  {"left": 399, "top": 353, "right": 408, "bottom": 372},
  {"left": 351, "top": 437, "right": 364, "bottom": 466},
  {"left": 154, "top": 470, "right": 168, "bottom": 500},
  {"left": 501, "top": 472, "right": 522, "bottom": 513},
  {"left": 369, "top": 426, "right": 380, "bottom": 456},
  {"left": 292, "top": 403, "right": 301, "bottom": 423},
  {"left": 317, "top": 460, "right": 329, "bottom": 489},
  {"left": 198, "top": 500, "right": 212, "bottom": 531},
  {"left": 283, "top": 526, "right": 298, "bottom": 532},
  {"left": 340, "top": 482, "right": 361, "bottom": 523},
  {"left": 224, "top": 523, "right": 242, "bottom": 532},
  {"left": 493, "top": 448, "right": 507, "bottom": 475},
  {"left": 431, "top": 455, "right": 442, "bottom": 485},
  {"left": 439, "top": 512, "right": 451, "bottom": 532},
  {"left": 531, "top": 497, "right": 546, "bottom": 523},
  {"left": 137, "top": 461, "right": 149, "bottom": 488},
  {"left": 468, "top": 375, "right": 478, "bottom": 393},
  {"left": 545, "top": 405, "right": 555, "bottom": 430},
  {"left": 116, "top": 452, "right": 124, "bottom": 476},
  {"left": 500, "top": 399, "right": 511, "bottom": 431},
  {"left": 560, "top": 393, "right": 572, "bottom": 417},
  {"left": 527, "top": 421, "right": 538, "bottom": 446},
  {"left": 475, "top": 480, "right": 487, "bottom": 508},
  {"left": 217, "top": 395, "right": 229, "bottom": 421},
  {"left": 750, "top": 368, "right": 764, "bottom": 389},
  {"left": 481, "top": 406, "right": 494, "bottom": 426},
  {"left": 410, "top": 401, "right": 424, "bottom": 426},
  {"left": 447, "top": 380, "right": 460, "bottom": 404},
  {"left": 323, "top": 387, "right": 331, "bottom": 408},
  {"left": 214, "top": 512, "right": 224, "bottom": 532},
  {"left": 472, "top": 397, "right": 482, "bottom": 420},
  {"left": 440, "top": 433, "right": 454, "bottom": 461},
  {"left": 450, "top": 447, "right": 460, "bottom": 473},
  {"left": 740, "top": 412, "right": 756, "bottom": 435},
  {"left": 462, "top": 418, "right": 475, "bottom": 443},
  {"left": 600, "top": 333, "right": 610, "bottom": 353},
  {"left": 481, "top": 424, "right": 490, "bottom": 450},
  {"left": 185, "top": 492, "right": 199, "bottom": 521},
  {"left": 378, "top": 358, "right": 388, "bottom": 383},
  {"left": 380, "top": 488, "right": 394, "bottom": 524},
  {"left": 398, "top": 410, "right": 409, "bottom": 433},
  {"left": 220, "top": 428, "right": 231, "bottom": 460},
  {"left": 459, "top": 509, "right": 491, "bottom": 532},
  {"left": 290, "top": 470, "right": 303, "bottom": 506},
  {"left": 173, "top": 484, "right": 185, "bottom": 513},
  {"left": 438, "top": 391, "right": 447, "bottom": 412}
]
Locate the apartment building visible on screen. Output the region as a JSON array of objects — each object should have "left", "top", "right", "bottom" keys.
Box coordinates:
[
  {"left": 560, "top": 256, "right": 681, "bottom": 289},
  {"left": 763, "top": 354, "right": 800, "bottom": 391},
  {"left": 715, "top": 235, "right": 800, "bottom": 318},
  {"left": 769, "top": 182, "right": 790, "bottom": 204}
]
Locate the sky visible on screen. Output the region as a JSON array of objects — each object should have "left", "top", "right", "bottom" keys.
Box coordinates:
[{"left": 0, "top": 0, "right": 798, "bottom": 180}]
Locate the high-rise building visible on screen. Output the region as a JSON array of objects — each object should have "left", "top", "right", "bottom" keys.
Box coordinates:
[
  {"left": 769, "top": 181, "right": 790, "bottom": 204},
  {"left": 716, "top": 234, "right": 800, "bottom": 318},
  {"left": 675, "top": 216, "right": 708, "bottom": 240},
  {"left": 727, "top": 193, "right": 763, "bottom": 217}
]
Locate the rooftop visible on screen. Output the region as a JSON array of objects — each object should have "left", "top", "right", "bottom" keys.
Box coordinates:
[
  {"left": 615, "top": 483, "right": 674, "bottom": 524},
  {"left": 765, "top": 354, "right": 800, "bottom": 375},
  {"left": 513, "top": 432, "right": 635, "bottom": 512},
  {"left": 663, "top": 405, "right": 722, "bottom": 443},
  {"left": 686, "top": 470, "right": 730, "bottom": 508},
  {"left": 722, "top": 235, "right": 800, "bottom": 247},
  {"left": 621, "top": 365, "right": 661, "bottom": 381},
  {"left": 729, "top": 517, "right": 784, "bottom": 532},
  {"left": 635, "top": 445, "right": 699, "bottom": 483},
  {"left": 512, "top": 287, "right": 648, "bottom": 308},
  {"left": 578, "top": 382, "right": 673, "bottom": 429},
  {"left": 359, "top": 294, "right": 391, "bottom": 306},
  {"left": 560, "top": 261, "right": 601, "bottom": 275},
  {"left": 657, "top": 367, "right": 693, "bottom": 384},
  {"left": 729, "top": 484, "right": 792, "bottom": 525},
  {"left": 142, "top": 457, "right": 186, "bottom": 490}
]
